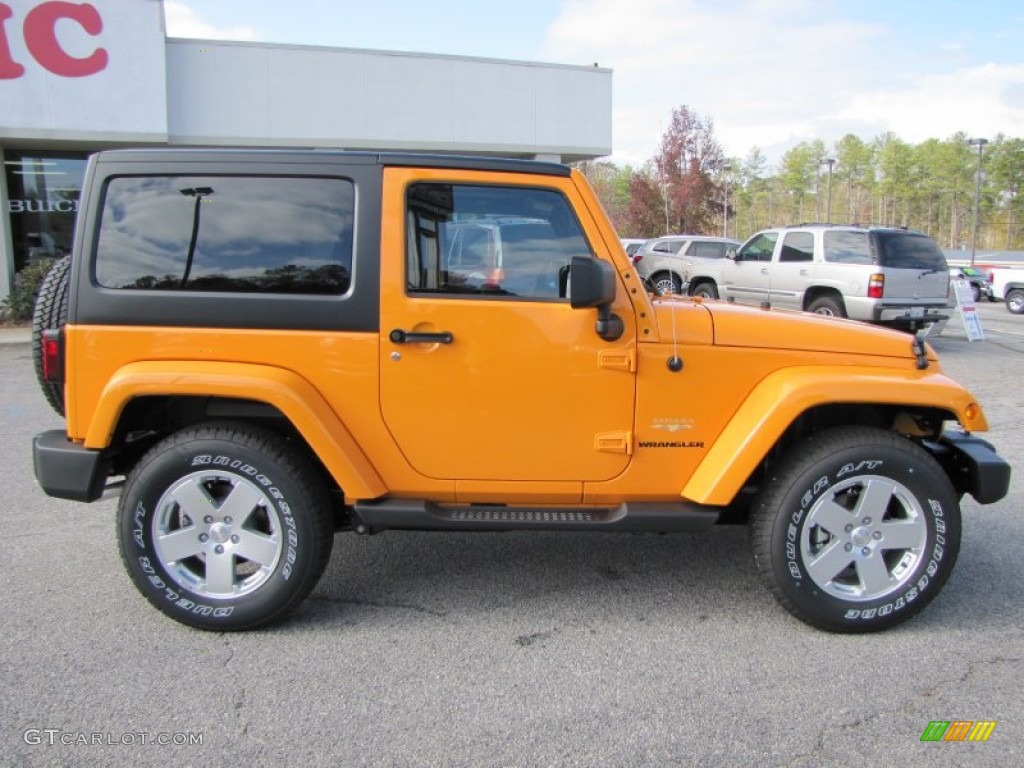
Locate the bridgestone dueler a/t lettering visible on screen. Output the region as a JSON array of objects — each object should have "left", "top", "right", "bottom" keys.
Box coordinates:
[{"left": 751, "top": 426, "right": 961, "bottom": 632}]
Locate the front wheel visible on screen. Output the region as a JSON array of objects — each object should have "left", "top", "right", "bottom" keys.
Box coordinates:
[
  {"left": 751, "top": 427, "right": 960, "bottom": 632},
  {"left": 117, "top": 422, "right": 334, "bottom": 630},
  {"left": 1006, "top": 288, "right": 1024, "bottom": 314}
]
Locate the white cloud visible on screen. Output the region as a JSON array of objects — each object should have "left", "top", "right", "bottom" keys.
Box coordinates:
[
  {"left": 835, "top": 63, "right": 1024, "bottom": 144},
  {"left": 164, "top": 1, "right": 262, "bottom": 41},
  {"left": 540, "top": 0, "right": 1021, "bottom": 167}
]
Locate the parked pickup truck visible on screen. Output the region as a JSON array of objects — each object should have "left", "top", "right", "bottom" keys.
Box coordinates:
[
  {"left": 31, "top": 149, "right": 1009, "bottom": 633},
  {"left": 989, "top": 267, "right": 1024, "bottom": 314}
]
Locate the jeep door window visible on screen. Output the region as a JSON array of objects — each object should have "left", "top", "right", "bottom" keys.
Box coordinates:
[
  {"left": 406, "top": 183, "right": 593, "bottom": 300},
  {"left": 95, "top": 176, "right": 354, "bottom": 294},
  {"left": 823, "top": 231, "right": 873, "bottom": 264}
]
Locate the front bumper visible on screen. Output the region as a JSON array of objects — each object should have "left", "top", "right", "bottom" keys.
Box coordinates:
[
  {"left": 929, "top": 431, "right": 1011, "bottom": 505},
  {"left": 33, "top": 430, "right": 109, "bottom": 502}
]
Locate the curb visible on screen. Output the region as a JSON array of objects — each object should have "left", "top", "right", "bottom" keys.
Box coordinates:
[{"left": 0, "top": 327, "right": 31, "bottom": 345}]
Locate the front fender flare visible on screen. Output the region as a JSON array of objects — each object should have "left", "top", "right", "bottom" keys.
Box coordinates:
[
  {"left": 681, "top": 366, "right": 987, "bottom": 506},
  {"left": 85, "top": 360, "right": 387, "bottom": 500}
]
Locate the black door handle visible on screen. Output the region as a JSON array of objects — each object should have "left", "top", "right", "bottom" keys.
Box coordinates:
[{"left": 389, "top": 329, "right": 454, "bottom": 345}]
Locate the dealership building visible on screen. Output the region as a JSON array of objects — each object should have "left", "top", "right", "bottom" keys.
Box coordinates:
[{"left": 0, "top": 0, "right": 612, "bottom": 301}]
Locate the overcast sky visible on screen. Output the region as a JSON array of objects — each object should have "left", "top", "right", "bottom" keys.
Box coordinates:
[{"left": 164, "top": 0, "right": 1024, "bottom": 168}]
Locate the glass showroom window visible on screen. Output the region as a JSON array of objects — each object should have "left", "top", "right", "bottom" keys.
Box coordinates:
[{"left": 4, "top": 151, "right": 88, "bottom": 271}]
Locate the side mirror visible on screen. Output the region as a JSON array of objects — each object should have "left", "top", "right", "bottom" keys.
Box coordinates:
[
  {"left": 568, "top": 256, "right": 624, "bottom": 341},
  {"left": 725, "top": 247, "right": 738, "bottom": 261},
  {"left": 569, "top": 255, "right": 616, "bottom": 308}
]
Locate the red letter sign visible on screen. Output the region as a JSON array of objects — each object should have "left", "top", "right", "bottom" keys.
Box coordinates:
[
  {"left": 23, "top": 1, "right": 107, "bottom": 77},
  {"left": 0, "top": 3, "right": 26, "bottom": 79}
]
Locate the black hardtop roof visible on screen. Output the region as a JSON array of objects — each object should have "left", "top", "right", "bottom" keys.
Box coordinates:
[{"left": 91, "top": 148, "right": 571, "bottom": 177}]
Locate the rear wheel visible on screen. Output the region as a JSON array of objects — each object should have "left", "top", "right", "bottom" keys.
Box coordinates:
[
  {"left": 807, "top": 294, "right": 847, "bottom": 318},
  {"left": 690, "top": 280, "right": 719, "bottom": 300},
  {"left": 117, "top": 422, "right": 334, "bottom": 630},
  {"left": 1007, "top": 288, "right": 1024, "bottom": 314},
  {"left": 751, "top": 427, "right": 960, "bottom": 632},
  {"left": 31, "top": 256, "right": 71, "bottom": 415}
]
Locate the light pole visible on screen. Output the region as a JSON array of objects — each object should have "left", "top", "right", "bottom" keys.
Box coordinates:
[
  {"left": 722, "top": 164, "right": 732, "bottom": 238},
  {"left": 821, "top": 157, "right": 836, "bottom": 223},
  {"left": 179, "top": 186, "right": 214, "bottom": 288},
  {"left": 662, "top": 180, "right": 672, "bottom": 235},
  {"left": 968, "top": 137, "right": 988, "bottom": 266}
]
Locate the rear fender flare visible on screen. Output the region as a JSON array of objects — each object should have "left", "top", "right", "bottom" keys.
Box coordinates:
[{"left": 85, "top": 361, "right": 387, "bottom": 500}]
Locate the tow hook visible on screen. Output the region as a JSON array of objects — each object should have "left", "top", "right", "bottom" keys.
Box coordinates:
[{"left": 911, "top": 332, "right": 929, "bottom": 370}]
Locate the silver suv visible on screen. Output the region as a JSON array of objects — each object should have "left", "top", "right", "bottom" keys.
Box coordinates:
[
  {"left": 682, "top": 225, "right": 951, "bottom": 330},
  {"left": 632, "top": 234, "right": 740, "bottom": 294}
]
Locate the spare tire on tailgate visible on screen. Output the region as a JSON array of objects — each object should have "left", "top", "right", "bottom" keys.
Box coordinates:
[{"left": 31, "top": 256, "right": 71, "bottom": 416}]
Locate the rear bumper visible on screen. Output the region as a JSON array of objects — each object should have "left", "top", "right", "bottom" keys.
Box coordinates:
[
  {"left": 871, "top": 304, "right": 949, "bottom": 330},
  {"left": 33, "top": 430, "right": 109, "bottom": 502},
  {"left": 929, "top": 431, "right": 1011, "bottom": 505}
]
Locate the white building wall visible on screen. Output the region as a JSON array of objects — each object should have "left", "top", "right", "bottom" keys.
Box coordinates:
[
  {"left": 166, "top": 40, "right": 612, "bottom": 162},
  {"left": 0, "top": 0, "right": 167, "bottom": 143}
]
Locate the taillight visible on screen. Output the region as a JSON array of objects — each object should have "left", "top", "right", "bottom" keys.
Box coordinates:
[
  {"left": 41, "top": 329, "right": 63, "bottom": 382},
  {"left": 632, "top": 254, "right": 643, "bottom": 264},
  {"left": 868, "top": 274, "right": 884, "bottom": 299}
]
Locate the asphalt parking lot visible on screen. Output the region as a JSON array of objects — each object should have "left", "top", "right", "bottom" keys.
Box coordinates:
[{"left": 2, "top": 302, "right": 1022, "bottom": 767}]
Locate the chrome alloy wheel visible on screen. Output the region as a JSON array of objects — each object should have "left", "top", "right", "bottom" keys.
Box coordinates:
[
  {"left": 801, "top": 475, "right": 927, "bottom": 601},
  {"left": 152, "top": 470, "right": 283, "bottom": 599},
  {"left": 653, "top": 275, "right": 682, "bottom": 295}
]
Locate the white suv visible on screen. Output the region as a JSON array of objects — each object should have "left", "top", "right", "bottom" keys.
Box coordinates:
[
  {"left": 682, "top": 225, "right": 951, "bottom": 330},
  {"left": 632, "top": 235, "right": 740, "bottom": 294}
]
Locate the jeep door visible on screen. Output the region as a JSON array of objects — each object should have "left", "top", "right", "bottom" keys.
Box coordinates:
[
  {"left": 379, "top": 167, "right": 637, "bottom": 486},
  {"left": 722, "top": 232, "right": 776, "bottom": 303},
  {"left": 767, "top": 230, "right": 814, "bottom": 310}
]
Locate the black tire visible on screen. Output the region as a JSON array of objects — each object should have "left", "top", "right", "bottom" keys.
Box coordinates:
[
  {"left": 690, "top": 280, "right": 719, "bottom": 300},
  {"left": 970, "top": 284, "right": 981, "bottom": 303},
  {"left": 751, "top": 426, "right": 960, "bottom": 633},
  {"left": 117, "top": 422, "right": 334, "bottom": 631},
  {"left": 650, "top": 272, "right": 682, "bottom": 295},
  {"left": 1006, "top": 288, "right": 1024, "bottom": 315},
  {"left": 807, "top": 294, "right": 847, "bottom": 318},
  {"left": 31, "top": 255, "right": 71, "bottom": 415}
]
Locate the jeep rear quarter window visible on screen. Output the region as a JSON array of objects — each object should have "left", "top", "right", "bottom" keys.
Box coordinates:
[
  {"left": 405, "top": 183, "right": 593, "bottom": 300},
  {"left": 95, "top": 176, "right": 354, "bottom": 294}
]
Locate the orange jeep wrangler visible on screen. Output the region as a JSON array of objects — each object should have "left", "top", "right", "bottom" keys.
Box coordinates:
[{"left": 32, "top": 149, "right": 1010, "bottom": 633}]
